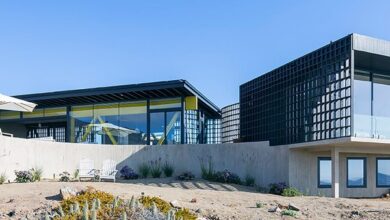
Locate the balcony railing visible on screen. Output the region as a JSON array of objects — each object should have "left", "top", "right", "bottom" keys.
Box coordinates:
[{"left": 354, "top": 114, "right": 390, "bottom": 139}]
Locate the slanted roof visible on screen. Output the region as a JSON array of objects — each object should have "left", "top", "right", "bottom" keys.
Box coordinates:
[{"left": 14, "top": 80, "right": 220, "bottom": 116}]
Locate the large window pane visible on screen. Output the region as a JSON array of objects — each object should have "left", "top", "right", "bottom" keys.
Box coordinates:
[
  {"left": 119, "top": 101, "right": 147, "bottom": 145},
  {"left": 150, "top": 112, "right": 165, "bottom": 145},
  {"left": 377, "top": 158, "right": 390, "bottom": 187},
  {"left": 70, "top": 105, "right": 94, "bottom": 143},
  {"left": 0, "top": 111, "right": 20, "bottom": 120},
  {"left": 318, "top": 157, "right": 332, "bottom": 188},
  {"left": 93, "top": 103, "right": 119, "bottom": 145},
  {"left": 373, "top": 75, "right": 390, "bottom": 138},
  {"left": 166, "top": 111, "right": 181, "bottom": 144},
  {"left": 354, "top": 73, "right": 372, "bottom": 138},
  {"left": 347, "top": 158, "right": 366, "bottom": 188}
]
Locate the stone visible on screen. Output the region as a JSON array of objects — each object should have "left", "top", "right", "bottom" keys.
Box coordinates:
[
  {"left": 268, "top": 206, "right": 281, "bottom": 213},
  {"left": 59, "top": 186, "right": 78, "bottom": 200},
  {"left": 288, "top": 203, "right": 300, "bottom": 211},
  {"left": 170, "top": 200, "right": 181, "bottom": 208},
  {"left": 190, "top": 198, "right": 197, "bottom": 203}
]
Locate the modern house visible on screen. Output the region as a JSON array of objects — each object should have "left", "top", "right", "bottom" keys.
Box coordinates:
[
  {"left": 221, "top": 103, "right": 240, "bottom": 143},
  {"left": 0, "top": 80, "right": 221, "bottom": 145},
  {"left": 240, "top": 34, "right": 390, "bottom": 198}
]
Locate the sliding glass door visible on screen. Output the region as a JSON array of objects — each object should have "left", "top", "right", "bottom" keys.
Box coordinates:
[{"left": 150, "top": 110, "right": 181, "bottom": 145}]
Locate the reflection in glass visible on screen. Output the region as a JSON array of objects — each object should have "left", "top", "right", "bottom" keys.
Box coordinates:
[
  {"left": 150, "top": 98, "right": 181, "bottom": 110},
  {"left": 92, "top": 103, "right": 119, "bottom": 145},
  {"left": 119, "top": 101, "right": 147, "bottom": 145},
  {"left": 377, "top": 159, "right": 390, "bottom": 187},
  {"left": 347, "top": 158, "right": 366, "bottom": 187},
  {"left": 166, "top": 111, "right": 181, "bottom": 145},
  {"left": 318, "top": 158, "right": 332, "bottom": 187},
  {"left": 150, "top": 112, "right": 165, "bottom": 145},
  {"left": 70, "top": 105, "right": 94, "bottom": 143}
]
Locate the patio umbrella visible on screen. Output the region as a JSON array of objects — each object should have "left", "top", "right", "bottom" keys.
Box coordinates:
[{"left": 0, "top": 93, "right": 37, "bottom": 112}]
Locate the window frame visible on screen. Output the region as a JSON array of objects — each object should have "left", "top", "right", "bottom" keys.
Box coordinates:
[
  {"left": 346, "top": 157, "right": 367, "bottom": 188},
  {"left": 317, "top": 157, "right": 332, "bottom": 188},
  {"left": 376, "top": 157, "right": 390, "bottom": 188}
]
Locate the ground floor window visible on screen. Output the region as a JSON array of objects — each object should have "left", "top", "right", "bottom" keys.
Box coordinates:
[
  {"left": 377, "top": 158, "right": 390, "bottom": 187},
  {"left": 318, "top": 157, "right": 332, "bottom": 188},
  {"left": 347, "top": 157, "right": 366, "bottom": 188}
]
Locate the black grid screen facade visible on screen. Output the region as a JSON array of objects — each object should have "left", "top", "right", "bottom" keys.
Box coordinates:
[
  {"left": 222, "top": 103, "right": 240, "bottom": 143},
  {"left": 240, "top": 35, "right": 352, "bottom": 146}
]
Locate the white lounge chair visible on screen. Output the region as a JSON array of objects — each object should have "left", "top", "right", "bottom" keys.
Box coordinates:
[
  {"left": 99, "top": 159, "right": 118, "bottom": 182},
  {"left": 78, "top": 158, "right": 95, "bottom": 181},
  {"left": 0, "top": 129, "right": 13, "bottom": 137}
]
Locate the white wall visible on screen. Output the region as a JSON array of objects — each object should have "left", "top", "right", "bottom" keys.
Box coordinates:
[{"left": 0, "top": 136, "right": 289, "bottom": 187}]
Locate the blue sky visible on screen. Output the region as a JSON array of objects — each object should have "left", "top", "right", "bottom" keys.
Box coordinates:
[{"left": 1, "top": 1, "right": 390, "bottom": 107}]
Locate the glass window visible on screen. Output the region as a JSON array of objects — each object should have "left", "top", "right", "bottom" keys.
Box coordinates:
[
  {"left": 166, "top": 111, "right": 181, "bottom": 145},
  {"left": 93, "top": 103, "right": 119, "bottom": 145},
  {"left": 347, "top": 158, "right": 366, "bottom": 188},
  {"left": 44, "top": 107, "right": 67, "bottom": 117},
  {"left": 318, "top": 157, "right": 332, "bottom": 188},
  {"left": 70, "top": 105, "right": 94, "bottom": 143},
  {"left": 377, "top": 158, "right": 390, "bottom": 187},
  {"left": 150, "top": 98, "right": 181, "bottom": 110},
  {"left": 150, "top": 112, "right": 165, "bottom": 145},
  {"left": 119, "top": 101, "right": 147, "bottom": 145}
]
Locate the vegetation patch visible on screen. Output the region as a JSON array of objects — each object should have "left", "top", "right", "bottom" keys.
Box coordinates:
[{"left": 281, "top": 187, "right": 302, "bottom": 197}]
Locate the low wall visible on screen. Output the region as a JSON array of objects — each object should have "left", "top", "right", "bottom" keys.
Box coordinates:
[{"left": 0, "top": 136, "right": 289, "bottom": 187}]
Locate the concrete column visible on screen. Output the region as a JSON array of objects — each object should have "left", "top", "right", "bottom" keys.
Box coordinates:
[{"left": 331, "top": 147, "right": 340, "bottom": 198}]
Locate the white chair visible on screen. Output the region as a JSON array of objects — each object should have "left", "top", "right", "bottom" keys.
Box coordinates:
[
  {"left": 78, "top": 158, "right": 95, "bottom": 181},
  {"left": 0, "top": 129, "right": 13, "bottom": 137},
  {"left": 99, "top": 159, "right": 118, "bottom": 182}
]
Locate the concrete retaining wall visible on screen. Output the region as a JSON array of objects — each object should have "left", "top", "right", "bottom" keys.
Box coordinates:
[{"left": 0, "top": 136, "right": 289, "bottom": 187}]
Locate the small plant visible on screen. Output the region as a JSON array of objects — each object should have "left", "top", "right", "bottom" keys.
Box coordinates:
[
  {"left": 119, "top": 166, "right": 139, "bottom": 180},
  {"left": 200, "top": 156, "right": 215, "bottom": 181},
  {"left": 59, "top": 171, "right": 71, "bottom": 182},
  {"left": 255, "top": 202, "right": 263, "bottom": 208},
  {"left": 162, "top": 162, "right": 174, "bottom": 177},
  {"left": 269, "top": 182, "right": 288, "bottom": 195},
  {"left": 31, "top": 167, "right": 43, "bottom": 182},
  {"left": 150, "top": 160, "right": 162, "bottom": 178},
  {"left": 14, "top": 170, "right": 33, "bottom": 183},
  {"left": 244, "top": 175, "right": 255, "bottom": 187},
  {"left": 213, "top": 170, "right": 241, "bottom": 184},
  {"left": 73, "top": 169, "right": 79, "bottom": 180},
  {"left": 281, "top": 187, "right": 302, "bottom": 197},
  {"left": 177, "top": 171, "right": 195, "bottom": 181},
  {"left": 138, "top": 163, "right": 150, "bottom": 178},
  {"left": 281, "top": 209, "right": 298, "bottom": 217},
  {"left": 0, "top": 172, "right": 6, "bottom": 184}
]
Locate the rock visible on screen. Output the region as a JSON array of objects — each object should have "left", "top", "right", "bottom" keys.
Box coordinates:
[
  {"left": 170, "top": 200, "right": 181, "bottom": 208},
  {"left": 7, "top": 210, "right": 15, "bottom": 217},
  {"left": 59, "top": 186, "right": 78, "bottom": 200},
  {"left": 268, "top": 206, "right": 281, "bottom": 213},
  {"left": 288, "top": 203, "right": 300, "bottom": 211},
  {"left": 190, "top": 198, "right": 197, "bottom": 203},
  {"left": 7, "top": 199, "right": 14, "bottom": 203}
]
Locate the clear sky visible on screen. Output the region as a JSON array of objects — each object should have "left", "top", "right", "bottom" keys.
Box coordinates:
[{"left": 1, "top": 1, "right": 390, "bottom": 108}]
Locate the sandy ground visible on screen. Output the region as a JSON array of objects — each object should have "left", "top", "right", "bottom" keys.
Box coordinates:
[{"left": 1, "top": 178, "right": 390, "bottom": 219}]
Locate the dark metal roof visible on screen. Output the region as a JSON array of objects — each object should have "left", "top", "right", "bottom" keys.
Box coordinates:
[{"left": 14, "top": 80, "right": 220, "bottom": 115}]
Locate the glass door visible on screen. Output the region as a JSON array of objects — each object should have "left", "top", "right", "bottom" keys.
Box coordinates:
[{"left": 149, "top": 111, "right": 181, "bottom": 145}]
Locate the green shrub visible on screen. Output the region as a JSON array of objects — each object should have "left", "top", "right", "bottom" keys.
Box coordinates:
[
  {"left": 14, "top": 170, "right": 33, "bottom": 183},
  {"left": 255, "top": 202, "right": 263, "bottom": 208},
  {"left": 281, "top": 209, "right": 298, "bottom": 217},
  {"left": 139, "top": 163, "right": 150, "bottom": 178},
  {"left": 281, "top": 187, "right": 302, "bottom": 197},
  {"left": 244, "top": 175, "right": 255, "bottom": 187},
  {"left": 162, "top": 162, "right": 174, "bottom": 177},
  {"left": 73, "top": 169, "right": 79, "bottom": 180},
  {"left": 150, "top": 160, "right": 162, "bottom": 178},
  {"left": 269, "top": 182, "right": 288, "bottom": 195},
  {"left": 31, "top": 167, "right": 43, "bottom": 182},
  {"left": 0, "top": 173, "right": 6, "bottom": 184},
  {"left": 200, "top": 157, "right": 215, "bottom": 181},
  {"left": 59, "top": 171, "right": 71, "bottom": 182}
]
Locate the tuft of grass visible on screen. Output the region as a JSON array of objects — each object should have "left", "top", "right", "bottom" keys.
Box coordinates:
[
  {"left": 139, "top": 163, "right": 150, "bottom": 178},
  {"left": 162, "top": 162, "right": 174, "bottom": 177},
  {"left": 32, "top": 167, "right": 43, "bottom": 182},
  {"left": 281, "top": 187, "right": 302, "bottom": 197},
  {"left": 200, "top": 157, "right": 215, "bottom": 181},
  {"left": 150, "top": 160, "right": 162, "bottom": 178},
  {"left": 281, "top": 209, "right": 298, "bottom": 217},
  {"left": 244, "top": 175, "right": 255, "bottom": 187},
  {"left": 73, "top": 169, "right": 79, "bottom": 180},
  {"left": 0, "top": 172, "right": 6, "bottom": 184}
]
